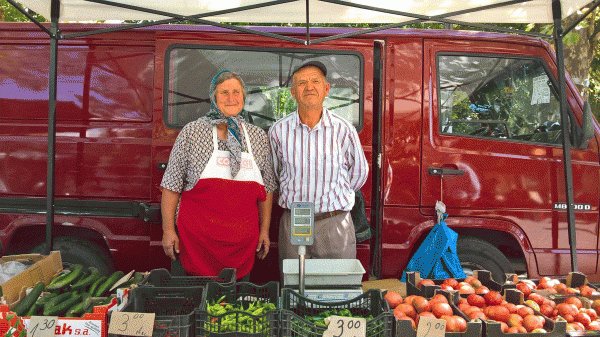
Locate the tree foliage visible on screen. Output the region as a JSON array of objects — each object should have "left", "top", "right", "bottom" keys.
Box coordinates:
[{"left": 0, "top": 0, "right": 45, "bottom": 22}]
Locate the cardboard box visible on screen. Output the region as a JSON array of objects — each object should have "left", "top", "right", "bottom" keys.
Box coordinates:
[
  {"left": 0, "top": 251, "right": 62, "bottom": 306},
  {"left": 361, "top": 278, "right": 406, "bottom": 296}
]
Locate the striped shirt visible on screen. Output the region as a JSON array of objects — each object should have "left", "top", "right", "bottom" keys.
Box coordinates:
[{"left": 268, "top": 108, "right": 368, "bottom": 213}]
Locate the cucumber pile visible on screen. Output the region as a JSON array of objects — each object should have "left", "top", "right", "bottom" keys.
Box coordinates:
[{"left": 10, "top": 265, "right": 142, "bottom": 317}]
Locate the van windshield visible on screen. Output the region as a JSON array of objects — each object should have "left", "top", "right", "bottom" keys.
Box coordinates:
[{"left": 164, "top": 47, "right": 362, "bottom": 130}]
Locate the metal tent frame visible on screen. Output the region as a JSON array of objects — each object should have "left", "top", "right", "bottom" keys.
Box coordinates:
[{"left": 5, "top": 0, "right": 599, "bottom": 275}]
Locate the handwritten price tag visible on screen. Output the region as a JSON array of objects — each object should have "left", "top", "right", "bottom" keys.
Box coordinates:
[
  {"left": 322, "top": 315, "right": 366, "bottom": 337},
  {"left": 416, "top": 316, "right": 446, "bottom": 337},
  {"left": 108, "top": 312, "right": 155, "bottom": 337},
  {"left": 27, "top": 316, "right": 57, "bottom": 337}
]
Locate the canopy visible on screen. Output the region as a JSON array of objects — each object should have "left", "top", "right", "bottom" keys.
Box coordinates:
[{"left": 17, "top": 0, "right": 595, "bottom": 24}]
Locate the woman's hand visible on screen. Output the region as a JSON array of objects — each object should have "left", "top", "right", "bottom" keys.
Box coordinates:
[
  {"left": 256, "top": 231, "right": 270, "bottom": 260},
  {"left": 162, "top": 229, "right": 180, "bottom": 260}
]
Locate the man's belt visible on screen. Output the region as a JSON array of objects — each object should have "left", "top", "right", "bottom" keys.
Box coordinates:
[{"left": 313, "top": 210, "right": 345, "bottom": 221}]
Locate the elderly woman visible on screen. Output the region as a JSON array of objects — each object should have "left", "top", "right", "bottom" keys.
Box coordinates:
[{"left": 160, "top": 70, "right": 276, "bottom": 280}]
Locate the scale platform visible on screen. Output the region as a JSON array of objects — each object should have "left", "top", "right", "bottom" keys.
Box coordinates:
[{"left": 285, "top": 286, "right": 363, "bottom": 302}]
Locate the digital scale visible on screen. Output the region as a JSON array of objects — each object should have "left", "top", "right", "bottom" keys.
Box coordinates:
[
  {"left": 289, "top": 202, "right": 363, "bottom": 300},
  {"left": 290, "top": 202, "right": 314, "bottom": 245}
]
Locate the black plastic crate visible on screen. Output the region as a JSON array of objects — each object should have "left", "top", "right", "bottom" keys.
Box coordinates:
[
  {"left": 196, "top": 281, "right": 279, "bottom": 336},
  {"left": 140, "top": 268, "right": 236, "bottom": 288},
  {"left": 120, "top": 286, "right": 205, "bottom": 337},
  {"left": 278, "top": 288, "right": 393, "bottom": 337}
]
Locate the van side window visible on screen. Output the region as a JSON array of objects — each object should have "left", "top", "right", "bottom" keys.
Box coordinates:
[
  {"left": 438, "top": 55, "right": 564, "bottom": 145},
  {"left": 164, "top": 47, "right": 362, "bottom": 129}
]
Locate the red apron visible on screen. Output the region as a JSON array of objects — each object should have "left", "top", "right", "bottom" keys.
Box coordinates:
[{"left": 177, "top": 125, "right": 266, "bottom": 279}]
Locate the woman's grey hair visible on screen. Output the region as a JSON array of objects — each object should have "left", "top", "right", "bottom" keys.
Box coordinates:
[{"left": 212, "top": 71, "right": 246, "bottom": 101}]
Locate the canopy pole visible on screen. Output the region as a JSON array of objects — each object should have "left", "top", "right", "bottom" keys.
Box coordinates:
[
  {"left": 305, "top": 0, "right": 310, "bottom": 45},
  {"left": 552, "top": 0, "right": 578, "bottom": 272},
  {"left": 45, "top": 0, "right": 60, "bottom": 255}
]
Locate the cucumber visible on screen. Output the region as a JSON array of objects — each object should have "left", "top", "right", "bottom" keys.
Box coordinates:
[
  {"left": 43, "top": 292, "right": 73, "bottom": 309},
  {"left": 47, "top": 264, "right": 84, "bottom": 291},
  {"left": 88, "top": 275, "right": 107, "bottom": 296},
  {"left": 66, "top": 293, "right": 91, "bottom": 317},
  {"left": 48, "top": 270, "right": 70, "bottom": 288},
  {"left": 25, "top": 302, "right": 42, "bottom": 316},
  {"left": 44, "top": 292, "right": 81, "bottom": 316},
  {"left": 12, "top": 282, "right": 44, "bottom": 316},
  {"left": 35, "top": 292, "right": 58, "bottom": 306},
  {"left": 71, "top": 268, "right": 100, "bottom": 291},
  {"left": 129, "top": 272, "right": 145, "bottom": 285},
  {"left": 94, "top": 271, "right": 124, "bottom": 297}
]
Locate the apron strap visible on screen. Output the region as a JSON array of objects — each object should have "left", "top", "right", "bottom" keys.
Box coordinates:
[
  {"left": 240, "top": 123, "right": 253, "bottom": 155},
  {"left": 211, "top": 126, "right": 219, "bottom": 148}
]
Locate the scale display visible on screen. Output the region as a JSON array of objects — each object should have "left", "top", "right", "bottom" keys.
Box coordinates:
[{"left": 290, "top": 202, "right": 314, "bottom": 245}]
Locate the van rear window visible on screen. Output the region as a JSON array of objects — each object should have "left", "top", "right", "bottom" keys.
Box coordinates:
[
  {"left": 164, "top": 46, "right": 362, "bottom": 129},
  {"left": 437, "top": 54, "right": 564, "bottom": 145}
]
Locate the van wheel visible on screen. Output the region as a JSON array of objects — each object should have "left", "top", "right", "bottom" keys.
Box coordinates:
[
  {"left": 32, "top": 237, "right": 114, "bottom": 275},
  {"left": 458, "top": 237, "right": 514, "bottom": 283}
]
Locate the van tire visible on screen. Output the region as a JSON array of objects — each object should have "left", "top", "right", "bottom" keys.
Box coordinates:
[
  {"left": 458, "top": 237, "right": 514, "bottom": 283},
  {"left": 32, "top": 237, "right": 114, "bottom": 275}
]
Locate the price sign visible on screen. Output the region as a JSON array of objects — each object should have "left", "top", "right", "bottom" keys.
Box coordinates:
[
  {"left": 322, "top": 315, "right": 366, "bottom": 337},
  {"left": 416, "top": 316, "right": 446, "bottom": 337},
  {"left": 27, "top": 316, "right": 57, "bottom": 337},
  {"left": 108, "top": 312, "right": 155, "bottom": 337}
]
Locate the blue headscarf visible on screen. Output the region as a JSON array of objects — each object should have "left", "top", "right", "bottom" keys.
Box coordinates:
[{"left": 203, "top": 69, "right": 246, "bottom": 177}]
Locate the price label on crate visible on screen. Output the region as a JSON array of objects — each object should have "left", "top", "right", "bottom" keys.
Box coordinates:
[
  {"left": 416, "top": 316, "right": 446, "bottom": 337},
  {"left": 27, "top": 316, "right": 57, "bottom": 337},
  {"left": 322, "top": 315, "right": 366, "bottom": 337},
  {"left": 108, "top": 312, "right": 155, "bottom": 337}
]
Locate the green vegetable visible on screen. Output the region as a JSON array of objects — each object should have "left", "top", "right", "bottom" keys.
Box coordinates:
[
  {"left": 47, "top": 264, "right": 84, "bottom": 291},
  {"left": 35, "top": 292, "right": 58, "bottom": 306},
  {"left": 43, "top": 292, "right": 72, "bottom": 309},
  {"left": 88, "top": 275, "right": 107, "bottom": 296},
  {"left": 12, "top": 282, "right": 44, "bottom": 316},
  {"left": 44, "top": 292, "right": 81, "bottom": 316},
  {"left": 25, "top": 302, "right": 42, "bottom": 316},
  {"left": 94, "top": 271, "right": 124, "bottom": 297},
  {"left": 66, "top": 293, "right": 91, "bottom": 317},
  {"left": 47, "top": 270, "right": 70, "bottom": 288},
  {"left": 71, "top": 267, "right": 100, "bottom": 291},
  {"left": 203, "top": 299, "right": 276, "bottom": 334}
]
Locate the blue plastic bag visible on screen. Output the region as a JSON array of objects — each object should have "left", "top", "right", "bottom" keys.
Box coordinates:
[{"left": 401, "top": 212, "right": 466, "bottom": 281}]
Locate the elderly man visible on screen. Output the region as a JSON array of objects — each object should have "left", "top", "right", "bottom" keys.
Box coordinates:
[{"left": 269, "top": 61, "right": 368, "bottom": 262}]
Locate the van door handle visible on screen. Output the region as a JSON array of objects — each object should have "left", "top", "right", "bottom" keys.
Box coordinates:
[
  {"left": 158, "top": 163, "right": 167, "bottom": 170},
  {"left": 428, "top": 167, "right": 464, "bottom": 176}
]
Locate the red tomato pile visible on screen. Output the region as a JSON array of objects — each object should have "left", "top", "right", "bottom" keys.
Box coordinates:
[
  {"left": 514, "top": 277, "right": 600, "bottom": 332},
  {"left": 419, "top": 276, "right": 491, "bottom": 296},
  {"left": 384, "top": 291, "right": 468, "bottom": 332},
  {"left": 457, "top": 290, "right": 548, "bottom": 333},
  {"left": 516, "top": 276, "right": 600, "bottom": 298}
]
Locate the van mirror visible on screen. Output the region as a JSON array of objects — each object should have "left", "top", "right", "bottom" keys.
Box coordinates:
[{"left": 575, "top": 101, "right": 595, "bottom": 149}]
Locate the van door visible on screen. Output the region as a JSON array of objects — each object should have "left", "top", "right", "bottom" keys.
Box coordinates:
[
  {"left": 151, "top": 33, "right": 375, "bottom": 281},
  {"left": 421, "top": 40, "right": 600, "bottom": 279}
]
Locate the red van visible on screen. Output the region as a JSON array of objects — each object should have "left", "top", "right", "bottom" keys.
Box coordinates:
[{"left": 0, "top": 23, "right": 598, "bottom": 282}]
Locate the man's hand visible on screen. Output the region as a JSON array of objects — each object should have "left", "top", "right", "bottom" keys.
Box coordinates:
[
  {"left": 162, "top": 229, "right": 180, "bottom": 260},
  {"left": 256, "top": 231, "right": 270, "bottom": 259}
]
